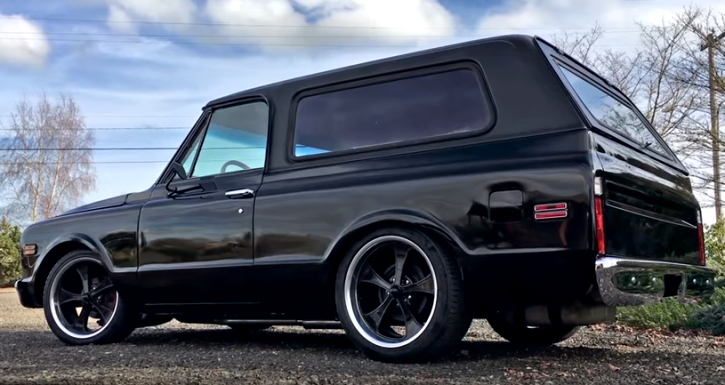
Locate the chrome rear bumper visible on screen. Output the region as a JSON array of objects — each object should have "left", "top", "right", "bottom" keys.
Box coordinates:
[{"left": 595, "top": 256, "right": 716, "bottom": 307}]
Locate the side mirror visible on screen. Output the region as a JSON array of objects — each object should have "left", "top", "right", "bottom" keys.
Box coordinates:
[
  {"left": 165, "top": 161, "right": 187, "bottom": 195},
  {"left": 171, "top": 162, "right": 188, "bottom": 180}
]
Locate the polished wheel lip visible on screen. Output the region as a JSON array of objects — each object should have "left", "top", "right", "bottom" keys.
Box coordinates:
[
  {"left": 344, "top": 235, "right": 438, "bottom": 349},
  {"left": 49, "top": 257, "right": 119, "bottom": 340}
]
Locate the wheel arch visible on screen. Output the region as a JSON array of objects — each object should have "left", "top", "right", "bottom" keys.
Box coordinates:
[
  {"left": 323, "top": 209, "right": 466, "bottom": 311},
  {"left": 32, "top": 233, "right": 113, "bottom": 305}
]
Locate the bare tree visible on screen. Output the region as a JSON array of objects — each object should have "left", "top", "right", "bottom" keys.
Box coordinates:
[
  {"left": 666, "top": 6, "right": 725, "bottom": 217},
  {"left": 552, "top": 16, "right": 702, "bottom": 143},
  {"left": 551, "top": 13, "right": 717, "bottom": 209},
  {"left": 0, "top": 93, "right": 96, "bottom": 224}
]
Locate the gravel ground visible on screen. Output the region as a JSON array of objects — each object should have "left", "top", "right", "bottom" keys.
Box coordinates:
[{"left": 1, "top": 291, "right": 724, "bottom": 385}]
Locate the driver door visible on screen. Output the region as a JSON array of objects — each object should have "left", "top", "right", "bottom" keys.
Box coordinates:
[{"left": 137, "top": 99, "right": 269, "bottom": 306}]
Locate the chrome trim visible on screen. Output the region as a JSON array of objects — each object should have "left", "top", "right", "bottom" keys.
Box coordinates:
[
  {"left": 225, "top": 189, "right": 254, "bottom": 198},
  {"left": 595, "top": 256, "right": 716, "bottom": 307}
]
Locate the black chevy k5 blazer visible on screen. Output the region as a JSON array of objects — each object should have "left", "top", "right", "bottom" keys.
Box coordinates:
[{"left": 15, "top": 34, "right": 716, "bottom": 363}]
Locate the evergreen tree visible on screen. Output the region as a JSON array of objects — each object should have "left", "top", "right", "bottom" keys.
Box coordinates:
[{"left": 0, "top": 216, "right": 22, "bottom": 286}]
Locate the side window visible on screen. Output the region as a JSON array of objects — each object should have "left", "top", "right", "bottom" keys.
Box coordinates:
[
  {"left": 292, "top": 69, "right": 491, "bottom": 157},
  {"left": 185, "top": 101, "right": 269, "bottom": 178},
  {"left": 557, "top": 65, "right": 666, "bottom": 154},
  {"left": 180, "top": 137, "right": 200, "bottom": 176}
]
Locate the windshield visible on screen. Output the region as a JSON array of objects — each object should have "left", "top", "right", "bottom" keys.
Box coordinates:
[{"left": 558, "top": 65, "right": 666, "bottom": 155}]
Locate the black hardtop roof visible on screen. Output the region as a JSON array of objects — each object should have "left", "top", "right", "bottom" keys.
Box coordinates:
[{"left": 204, "top": 34, "right": 542, "bottom": 108}]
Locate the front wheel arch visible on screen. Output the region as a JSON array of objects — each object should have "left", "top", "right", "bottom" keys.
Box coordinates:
[{"left": 33, "top": 240, "right": 91, "bottom": 306}]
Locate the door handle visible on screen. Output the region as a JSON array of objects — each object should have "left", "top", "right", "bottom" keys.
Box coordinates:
[{"left": 225, "top": 188, "right": 255, "bottom": 199}]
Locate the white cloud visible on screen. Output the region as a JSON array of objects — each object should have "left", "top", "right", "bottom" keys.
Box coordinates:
[
  {"left": 106, "top": 4, "right": 137, "bottom": 34},
  {"left": 0, "top": 13, "right": 50, "bottom": 67},
  {"left": 204, "top": 0, "right": 458, "bottom": 51},
  {"left": 104, "top": 0, "right": 198, "bottom": 32},
  {"left": 476, "top": 0, "right": 725, "bottom": 45}
]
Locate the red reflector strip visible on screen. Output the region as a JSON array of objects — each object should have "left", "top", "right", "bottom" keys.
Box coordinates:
[
  {"left": 697, "top": 223, "right": 706, "bottom": 265},
  {"left": 534, "top": 210, "right": 568, "bottom": 220},
  {"left": 594, "top": 197, "right": 605, "bottom": 254},
  {"left": 534, "top": 203, "right": 568, "bottom": 212}
]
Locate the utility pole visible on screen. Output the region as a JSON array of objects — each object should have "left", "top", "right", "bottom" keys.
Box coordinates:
[{"left": 701, "top": 30, "right": 725, "bottom": 220}]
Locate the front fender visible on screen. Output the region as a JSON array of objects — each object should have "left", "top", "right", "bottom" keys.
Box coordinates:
[
  {"left": 45, "top": 233, "right": 115, "bottom": 270},
  {"left": 28, "top": 232, "right": 115, "bottom": 286},
  {"left": 17, "top": 232, "right": 117, "bottom": 309}
]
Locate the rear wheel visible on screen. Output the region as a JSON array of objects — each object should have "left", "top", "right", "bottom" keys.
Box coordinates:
[
  {"left": 335, "top": 226, "right": 471, "bottom": 363},
  {"left": 42, "top": 250, "right": 137, "bottom": 345},
  {"left": 487, "top": 311, "right": 579, "bottom": 347}
]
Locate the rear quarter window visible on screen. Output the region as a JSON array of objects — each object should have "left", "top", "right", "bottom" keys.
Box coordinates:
[
  {"left": 292, "top": 68, "right": 492, "bottom": 158},
  {"left": 557, "top": 65, "right": 667, "bottom": 155}
]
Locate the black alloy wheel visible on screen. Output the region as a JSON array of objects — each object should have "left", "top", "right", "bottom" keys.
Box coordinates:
[
  {"left": 43, "top": 250, "right": 136, "bottom": 345},
  {"left": 335, "top": 226, "right": 471, "bottom": 363}
]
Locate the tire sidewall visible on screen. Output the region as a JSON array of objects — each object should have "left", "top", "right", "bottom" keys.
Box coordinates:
[
  {"left": 334, "top": 226, "right": 457, "bottom": 361},
  {"left": 42, "top": 250, "right": 133, "bottom": 345}
]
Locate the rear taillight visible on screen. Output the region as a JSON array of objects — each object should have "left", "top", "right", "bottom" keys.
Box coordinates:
[
  {"left": 594, "top": 176, "right": 605, "bottom": 255},
  {"left": 697, "top": 209, "right": 706, "bottom": 265}
]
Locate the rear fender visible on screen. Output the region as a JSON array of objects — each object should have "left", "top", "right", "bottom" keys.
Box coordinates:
[{"left": 324, "top": 208, "right": 463, "bottom": 263}]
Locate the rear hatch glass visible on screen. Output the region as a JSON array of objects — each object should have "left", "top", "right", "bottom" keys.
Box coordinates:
[{"left": 555, "top": 61, "right": 703, "bottom": 265}]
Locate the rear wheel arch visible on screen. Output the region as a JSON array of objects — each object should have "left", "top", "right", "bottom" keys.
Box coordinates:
[
  {"left": 332, "top": 224, "right": 472, "bottom": 362},
  {"left": 324, "top": 216, "right": 464, "bottom": 316}
]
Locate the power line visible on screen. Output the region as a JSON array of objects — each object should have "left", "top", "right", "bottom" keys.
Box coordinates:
[
  {"left": 0, "top": 31, "right": 644, "bottom": 39},
  {"left": 26, "top": 17, "right": 644, "bottom": 31},
  {"left": 0, "top": 159, "right": 264, "bottom": 165},
  {"left": 0, "top": 115, "right": 196, "bottom": 118},
  {"left": 0, "top": 147, "right": 178, "bottom": 151},
  {"left": 0, "top": 37, "right": 644, "bottom": 48},
  {"left": 0, "top": 127, "right": 189, "bottom": 131},
  {"left": 0, "top": 37, "right": 480, "bottom": 48},
  {"left": 0, "top": 146, "right": 265, "bottom": 151},
  {"left": 0, "top": 160, "right": 169, "bottom": 164}
]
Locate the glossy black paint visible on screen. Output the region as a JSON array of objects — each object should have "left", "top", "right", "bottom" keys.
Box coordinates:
[
  {"left": 540, "top": 41, "right": 702, "bottom": 265},
  {"left": 137, "top": 168, "right": 262, "bottom": 305},
  {"left": 16, "top": 35, "right": 704, "bottom": 322},
  {"left": 18, "top": 200, "right": 142, "bottom": 307}
]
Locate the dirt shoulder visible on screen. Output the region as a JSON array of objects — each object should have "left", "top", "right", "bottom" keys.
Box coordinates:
[{"left": 1, "top": 292, "right": 724, "bottom": 385}]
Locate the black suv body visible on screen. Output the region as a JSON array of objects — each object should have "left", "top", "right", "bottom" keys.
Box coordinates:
[{"left": 15, "top": 35, "right": 716, "bottom": 362}]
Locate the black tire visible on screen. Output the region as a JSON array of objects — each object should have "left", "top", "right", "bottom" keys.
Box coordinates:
[
  {"left": 334, "top": 226, "right": 471, "bottom": 363},
  {"left": 487, "top": 311, "right": 579, "bottom": 347},
  {"left": 42, "top": 250, "right": 137, "bottom": 345}
]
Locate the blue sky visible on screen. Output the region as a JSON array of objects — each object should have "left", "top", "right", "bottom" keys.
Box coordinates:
[{"left": 1, "top": 0, "right": 724, "bottom": 223}]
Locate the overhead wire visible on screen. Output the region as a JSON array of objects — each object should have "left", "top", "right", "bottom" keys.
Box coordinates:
[{"left": 24, "top": 17, "right": 644, "bottom": 31}]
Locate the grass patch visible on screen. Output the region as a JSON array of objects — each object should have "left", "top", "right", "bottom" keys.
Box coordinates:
[
  {"left": 616, "top": 286, "right": 725, "bottom": 335},
  {"left": 617, "top": 298, "right": 702, "bottom": 331}
]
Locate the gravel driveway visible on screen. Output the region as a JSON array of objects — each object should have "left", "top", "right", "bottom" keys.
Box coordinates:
[{"left": 1, "top": 290, "right": 724, "bottom": 384}]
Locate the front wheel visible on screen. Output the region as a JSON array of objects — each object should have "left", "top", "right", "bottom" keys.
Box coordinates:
[
  {"left": 43, "top": 250, "right": 137, "bottom": 345},
  {"left": 335, "top": 227, "right": 471, "bottom": 363}
]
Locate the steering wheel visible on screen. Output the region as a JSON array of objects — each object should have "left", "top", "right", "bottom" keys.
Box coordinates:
[{"left": 221, "top": 160, "right": 251, "bottom": 173}]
